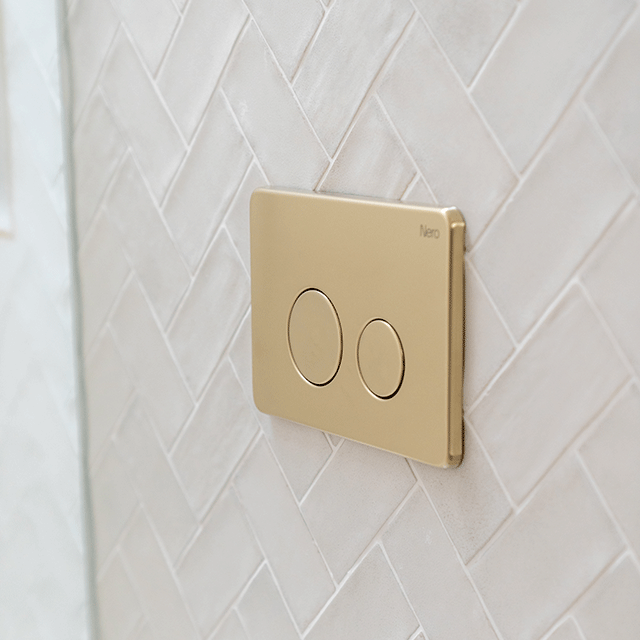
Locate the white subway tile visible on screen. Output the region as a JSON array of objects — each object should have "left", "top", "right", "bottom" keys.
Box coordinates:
[
  {"left": 237, "top": 565, "right": 298, "bottom": 640},
  {"left": 471, "top": 287, "right": 628, "bottom": 503},
  {"left": 91, "top": 444, "right": 138, "bottom": 568},
  {"left": 306, "top": 546, "right": 418, "bottom": 640},
  {"left": 158, "top": 0, "right": 248, "bottom": 140},
  {"left": 414, "top": 427, "right": 511, "bottom": 563},
  {"left": 222, "top": 22, "right": 328, "bottom": 187},
  {"left": 582, "top": 204, "right": 640, "bottom": 375},
  {"left": 97, "top": 554, "right": 143, "bottom": 640},
  {"left": 586, "top": 15, "right": 640, "bottom": 188},
  {"left": 301, "top": 439, "right": 415, "bottom": 581},
  {"left": 414, "top": 0, "right": 515, "bottom": 84},
  {"left": 172, "top": 359, "right": 260, "bottom": 515},
  {"left": 105, "top": 154, "right": 190, "bottom": 327},
  {"left": 379, "top": 19, "right": 516, "bottom": 245},
  {"left": 295, "top": 0, "right": 412, "bottom": 155},
  {"left": 580, "top": 384, "right": 640, "bottom": 556},
  {"left": 85, "top": 330, "right": 134, "bottom": 462},
  {"left": 121, "top": 510, "right": 199, "bottom": 640},
  {"left": 163, "top": 92, "right": 252, "bottom": 271},
  {"left": 224, "top": 162, "right": 268, "bottom": 273},
  {"left": 472, "top": 108, "right": 630, "bottom": 339},
  {"left": 101, "top": 31, "right": 186, "bottom": 202},
  {"left": 110, "top": 279, "right": 193, "bottom": 447},
  {"left": 67, "top": 0, "right": 119, "bottom": 115},
  {"left": 110, "top": 0, "right": 179, "bottom": 74},
  {"left": 472, "top": 0, "right": 634, "bottom": 170},
  {"left": 320, "top": 98, "right": 415, "bottom": 200},
  {"left": 79, "top": 210, "right": 129, "bottom": 349},
  {"left": 234, "top": 438, "right": 335, "bottom": 629},
  {"left": 575, "top": 557, "right": 640, "bottom": 640},
  {"left": 177, "top": 490, "right": 262, "bottom": 638},
  {"left": 463, "top": 265, "right": 514, "bottom": 407},
  {"left": 211, "top": 612, "right": 249, "bottom": 640},
  {"left": 74, "top": 93, "right": 126, "bottom": 239},
  {"left": 383, "top": 489, "right": 497, "bottom": 640},
  {"left": 168, "top": 230, "right": 250, "bottom": 397},
  {"left": 114, "top": 400, "right": 197, "bottom": 562},
  {"left": 471, "top": 460, "right": 623, "bottom": 640},
  {"left": 244, "top": 0, "right": 322, "bottom": 79}
]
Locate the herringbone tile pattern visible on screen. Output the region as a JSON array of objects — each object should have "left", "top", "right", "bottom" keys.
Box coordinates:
[{"left": 67, "top": 0, "right": 640, "bottom": 638}]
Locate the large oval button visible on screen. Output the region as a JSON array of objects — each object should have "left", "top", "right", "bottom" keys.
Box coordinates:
[
  {"left": 288, "top": 289, "right": 342, "bottom": 386},
  {"left": 357, "top": 319, "right": 404, "bottom": 398}
]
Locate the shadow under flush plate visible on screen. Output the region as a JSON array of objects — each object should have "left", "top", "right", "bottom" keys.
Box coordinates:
[{"left": 250, "top": 188, "right": 465, "bottom": 468}]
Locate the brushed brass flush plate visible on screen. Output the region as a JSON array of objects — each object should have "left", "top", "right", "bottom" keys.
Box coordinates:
[{"left": 250, "top": 188, "right": 465, "bottom": 468}]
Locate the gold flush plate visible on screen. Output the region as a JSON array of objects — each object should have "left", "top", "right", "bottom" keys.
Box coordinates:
[{"left": 250, "top": 188, "right": 465, "bottom": 468}]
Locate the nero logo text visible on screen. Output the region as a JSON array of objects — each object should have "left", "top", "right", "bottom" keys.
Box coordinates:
[{"left": 419, "top": 225, "right": 440, "bottom": 239}]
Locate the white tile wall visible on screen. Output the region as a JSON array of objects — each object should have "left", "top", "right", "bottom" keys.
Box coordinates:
[
  {"left": 68, "top": 0, "right": 640, "bottom": 638},
  {"left": 0, "top": 0, "right": 89, "bottom": 637}
]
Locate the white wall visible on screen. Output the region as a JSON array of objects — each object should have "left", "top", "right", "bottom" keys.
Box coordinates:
[
  {"left": 68, "top": 0, "right": 640, "bottom": 638},
  {"left": 0, "top": 0, "right": 90, "bottom": 637}
]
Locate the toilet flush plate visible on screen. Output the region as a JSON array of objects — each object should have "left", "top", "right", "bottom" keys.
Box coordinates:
[{"left": 250, "top": 188, "right": 465, "bottom": 468}]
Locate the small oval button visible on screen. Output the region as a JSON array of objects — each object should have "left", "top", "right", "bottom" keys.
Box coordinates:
[
  {"left": 357, "top": 319, "right": 404, "bottom": 398},
  {"left": 288, "top": 289, "right": 342, "bottom": 386}
]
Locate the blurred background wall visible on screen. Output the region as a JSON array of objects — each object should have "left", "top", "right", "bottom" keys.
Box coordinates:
[
  {"left": 0, "top": 0, "right": 90, "bottom": 637},
  {"left": 6, "top": 0, "right": 639, "bottom": 638}
]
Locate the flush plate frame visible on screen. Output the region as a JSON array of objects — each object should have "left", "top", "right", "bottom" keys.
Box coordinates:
[{"left": 250, "top": 187, "right": 465, "bottom": 468}]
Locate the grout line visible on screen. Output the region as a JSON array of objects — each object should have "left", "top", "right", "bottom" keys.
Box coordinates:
[
  {"left": 314, "top": 11, "right": 421, "bottom": 191},
  {"left": 297, "top": 437, "right": 344, "bottom": 506},
  {"left": 408, "top": 627, "right": 427, "bottom": 640},
  {"left": 468, "top": 2, "right": 639, "bottom": 252},
  {"left": 112, "top": 22, "right": 189, "bottom": 151},
  {"left": 409, "top": 479, "right": 507, "bottom": 640},
  {"left": 69, "top": 17, "right": 121, "bottom": 126},
  {"left": 171, "top": 428, "right": 264, "bottom": 572},
  {"left": 399, "top": 172, "right": 421, "bottom": 201},
  {"left": 230, "top": 479, "right": 306, "bottom": 637},
  {"left": 577, "top": 454, "right": 640, "bottom": 568},
  {"left": 82, "top": 267, "right": 134, "bottom": 360},
  {"left": 577, "top": 277, "right": 638, "bottom": 380},
  {"left": 464, "top": 419, "right": 517, "bottom": 513},
  {"left": 243, "top": 17, "right": 331, "bottom": 162},
  {"left": 301, "top": 480, "right": 421, "bottom": 637},
  {"left": 252, "top": 430, "right": 340, "bottom": 589},
  {"left": 583, "top": 101, "right": 640, "bottom": 200},
  {"left": 290, "top": 1, "right": 330, "bottom": 85},
  {"left": 172, "top": 12, "right": 253, "bottom": 151},
  {"left": 466, "top": 1, "right": 521, "bottom": 91},
  {"left": 497, "top": 0, "right": 639, "bottom": 180},
  {"left": 573, "top": 617, "right": 589, "bottom": 640},
  {"left": 205, "top": 559, "right": 268, "bottom": 640},
  {"left": 220, "top": 86, "right": 271, "bottom": 185},
  {"left": 464, "top": 259, "right": 629, "bottom": 418},
  {"left": 86, "top": 385, "right": 138, "bottom": 475},
  {"left": 465, "top": 259, "right": 517, "bottom": 347},
  {"left": 412, "top": 10, "right": 519, "bottom": 181},
  {"left": 538, "top": 549, "right": 630, "bottom": 640},
  {"left": 375, "top": 91, "right": 437, "bottom": 203},
  {"left": 379, "top": 540, "right": 424, "bottom": 636}
]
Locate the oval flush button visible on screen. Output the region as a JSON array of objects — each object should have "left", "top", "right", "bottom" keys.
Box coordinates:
[
  {"left": 358, "top": 320, "right": 405, "bottom": 399},
  {"left": 288, "top": 289, "right": 342, "bottom": 386}
]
